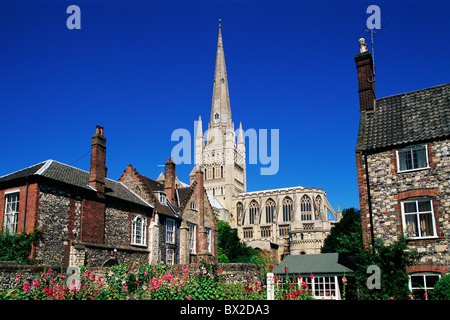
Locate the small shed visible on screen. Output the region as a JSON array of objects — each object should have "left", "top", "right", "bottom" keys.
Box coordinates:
[{"left": 273, "top": 253, "right": 355, "bottom": 300}]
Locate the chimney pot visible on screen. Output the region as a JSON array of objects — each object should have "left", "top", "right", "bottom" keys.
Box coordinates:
[
  {"left": 355, "top": 44, "right": 375, "bottom": 112},
  {"left": 89, "top": 125, "right": 107, "bottom": 194}
]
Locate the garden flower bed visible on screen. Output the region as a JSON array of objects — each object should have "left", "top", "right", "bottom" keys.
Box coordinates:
[{"left": 0, "top": 261, "right": 313, "bottom": 300}]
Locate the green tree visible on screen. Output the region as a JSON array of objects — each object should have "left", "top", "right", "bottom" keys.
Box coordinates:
[
  {"left": 352, "top": 236, "right": 418, "bottom": 300},
  {"left": 321, "top": 208, "right": 419, "bottom": 300},
  {"left": 321, "top": 207, "right": 363, "bottom": 254},
  {"left": 217, "top": 218, "right": 257, "bottom": 263}
]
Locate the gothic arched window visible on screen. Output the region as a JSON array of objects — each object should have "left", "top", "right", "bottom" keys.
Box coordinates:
[
  {"left": 265, "top": 199, "right": 275, "bottom": 224},
  {"left": 301, "top": 195, "right": 312, "bottom": 221},
  {"left": 249, "top": 201, "right": 259, "bottom": 225},
  {"left": 282, "top": 197, "right": 293, "bottom": 222}
]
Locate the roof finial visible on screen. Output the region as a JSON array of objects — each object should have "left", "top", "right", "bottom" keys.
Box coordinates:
[{"left": 218, "top": 18, "right": 222, "bottom": 29}]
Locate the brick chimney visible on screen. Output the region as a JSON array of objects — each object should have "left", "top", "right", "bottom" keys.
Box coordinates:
[
  {"left": 195, "top": 169, "right": 207, "bottom": 258},
  {"left": 89, "top": 125, "right": 107, "bottom": 195},
  {"left": 164, "top": 157, "right": 176, "bottom": 204},
  {"left": 81, "top": 125, "right": 107, "bottom": 245},
  {"left": 355, "top": 38, "right": 375, "bottom": 112}
]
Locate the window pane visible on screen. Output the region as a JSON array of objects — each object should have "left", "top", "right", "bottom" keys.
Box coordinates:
[
  {"left": 425, "top": 275, "right": 440, "bottom": 288},
  {"left": 412, "top": 146, "right": 427, "bottom": 169},
  {"left": 398, "top": 149, "right": 412, "bottom": 171},
  {"left": 405, "top": 214, "right": 419, "bottom": 237},
  {"left": 411, "top": 275, "right": 425, "bottom": 288},
  {"left": 419, "top": 213, "right": 434, "bottom": 237},
  {"left": 418, "top": 200, "right": 431, "bottom": 212},
  {"left": 403, "top": 202, "right": 417, "bottom": 213}
]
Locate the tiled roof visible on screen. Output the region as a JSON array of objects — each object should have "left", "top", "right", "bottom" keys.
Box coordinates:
[
  {"left": 0, "top": 160, "right": 151, "bottom": 208},
  {"left": 273, "top": 253, "right": 355, "bottom": 276},
  {"left": 135, "top": 173, "right": 181, "bottom": 218},
  {"left": 358, "top": 83, "right": 450, "bottom": 152}
]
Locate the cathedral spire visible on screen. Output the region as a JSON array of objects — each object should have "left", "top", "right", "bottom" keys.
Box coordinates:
[{"left": 210, "top": 21, "right": 232, "bottom": 128}]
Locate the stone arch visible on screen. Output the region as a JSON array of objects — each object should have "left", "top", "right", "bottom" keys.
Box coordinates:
[{"left": 102, "top": 258, "right": 119, "bottom": 268}]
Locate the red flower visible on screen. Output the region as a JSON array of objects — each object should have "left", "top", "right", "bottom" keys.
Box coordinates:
[
  {"left": 284, "top": 266, "right": 289, "bottom": 273},
  {"left": 268, "top": 264, "right": 274, "bottom": 271}
]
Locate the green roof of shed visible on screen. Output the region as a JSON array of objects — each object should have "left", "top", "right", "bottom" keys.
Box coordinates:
[{"left": 273, "top": 253, "right": 355, "bottom": 277}]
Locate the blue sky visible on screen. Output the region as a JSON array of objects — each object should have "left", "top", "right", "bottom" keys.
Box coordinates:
[{"left": 0, "top": 0, "right": 449, "bottom": 212}]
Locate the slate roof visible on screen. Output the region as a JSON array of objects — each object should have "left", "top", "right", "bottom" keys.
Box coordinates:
[
  {"left": 0, "top": 160, "right": 151, "bottom": 208},
  {"left": 357, "top": 83, "right": 450, "bottom": 152},
  {"left": 273, "top": 253, "right": 355, "bottom": 277}
]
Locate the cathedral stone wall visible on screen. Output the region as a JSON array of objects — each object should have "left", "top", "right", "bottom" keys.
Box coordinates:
[{"left": 231, "top": 187, "right": 340, "bottom": 261}]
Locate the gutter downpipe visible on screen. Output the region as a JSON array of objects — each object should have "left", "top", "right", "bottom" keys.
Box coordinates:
[
  {"left": 23, "top": 176, "right": 29, "bottom": 232},
  {"left": 363, "top": 150, "right": 375, "bottom": 249}
]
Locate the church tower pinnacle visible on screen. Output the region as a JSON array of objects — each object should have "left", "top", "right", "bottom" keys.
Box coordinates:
[
  {"left": 192, "top": 22, "right": 246, "bottom": 214},
  {"left": 210, "top": 21, "right": 232, "bottom": 131}
]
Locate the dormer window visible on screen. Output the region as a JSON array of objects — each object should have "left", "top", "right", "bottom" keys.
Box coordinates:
[{"left": 158, "top": 192, "right": 167, "bottom": 205}]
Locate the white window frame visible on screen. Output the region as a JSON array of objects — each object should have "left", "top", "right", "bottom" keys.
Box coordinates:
[
  {"left": 205, "top": 228, "right": 211, "bottom": 253},
  {"left": 166, "top": 248, "right": 175, "bottom": 265},
  {"left": 188, "top": 223, "right": 196, "bottom": 254},
  {"left": 409, "top": 272, "right": 441, "bottom": 299},
  {"left": 190, "top": 201, "right": 197, "bottom": 211},
  {"left": 131, "top": 215, "right": 147, "bottom": 246},
  {"left": 165, "top": 218, "right": 176, "bottom": 244},
  {"left": 311, "top": 276, "right": 340, "bottom": 300},
  {"left": 4, "top": 191, "right": 20, "bottom": 234},
  {"left": 401, "top": 198, "right": 437, "bottom": 239},
  {"left": 158, "top": 192, "right": 167, "bottom": 205},
  {"left": 397, "top": 144, "right": 430, "bottom": 173}
]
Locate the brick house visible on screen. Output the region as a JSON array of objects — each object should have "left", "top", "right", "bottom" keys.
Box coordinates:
[
  {"left": 0, "top": 126, "right": 217, "bottom": 268},
  {"left": 118, "top": 159, "right": 218, "bottom": 265},
  {"left": 354, "top": 39, "right": 449, "bottom": 294}
]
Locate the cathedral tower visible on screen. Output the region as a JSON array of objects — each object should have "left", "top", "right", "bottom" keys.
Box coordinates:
[{"left": 192, "top": 23, "right": 246, "bottom": 213}]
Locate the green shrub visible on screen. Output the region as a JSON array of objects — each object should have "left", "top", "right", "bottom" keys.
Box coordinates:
[
  {"left": 0, "top": 229, "right": 39, "bottom": 263},
  {"left": 431, "top": 274, "right": 450, "bottom": 300}
]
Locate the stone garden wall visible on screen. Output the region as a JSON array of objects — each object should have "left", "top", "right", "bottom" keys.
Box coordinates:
[{"left": 0, "top": 262, "right": 264, "bottom": 290}]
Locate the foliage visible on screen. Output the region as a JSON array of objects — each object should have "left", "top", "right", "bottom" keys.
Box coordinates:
[
  {"left": 321, "top": 208, "right": 363, "bottom": 254},
  {"left": 430, "top": 274, "right": 450, "bottom": 300},
  {"left": 217, "top": 218, "right": 258, "bottom": 263},
  {"left": 273, "top": 268, "right": 314, "bottom": 300},
  {"left": 352, "top": 236, "right": 418, "bottom": 300},
  {"left": 2, "top": 267, "right": 103, "bottom": 300},
  {"left": 0, "top": 261, "right": 316, "bottom": 301},
  {"left": 0, "top": 229, "right": 40, "bottom": 263}
]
